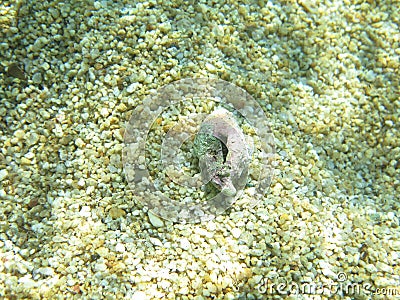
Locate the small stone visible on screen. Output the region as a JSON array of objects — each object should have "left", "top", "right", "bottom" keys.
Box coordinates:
[
  {"left": 365, "top": 70, "right": 376, "bottom": 82},
  {"left": 67, "top": 265, "right": 77, "bottom": 274},
  {"left": 26, "top": 132, "right": 39, "bottom": 146},
  {"left": 137, "top": 70, "right": 146, "bottom": 82},
  {"left": 115, "top": 243, "right": 125, "bottom": 253},
  {"left": 32, "top": 37, "right": 48, "bottom": 52},
  {"left": 148, "top": 212, "right": 164, "bottom": 227},
  {"left": 94, "top": 263, "right": 107, "bottom": 272},
  {"left": 319, "top": 261, "right": 336, "bottom": 278},
  {"left": 20, "top": 157, "right": 32, "bottom": 165},
  {"left": 231, "top": 227, "right": 242, "bottom": 239},
  {"left": 0, "top": 169, "right": 8, "bottom": 181},
  {"left": 390, "top": 240, "right": 400, "bottom": 251},
  {"left": 159, "top": 22, "right": 171, "bottom": 33},
  {"left": 24, "top": 152, "right": 34, "bottom": 160},
  {"left": 32, "top": 73, "right": 42, "bottom": 84},
  {"left": 204, "top": 282, "right": 217, "bottom": 294},
  {"left": 376, "top": 261, "right": 392, "bottom": 273},
  {"left": 132, "top": 291, "right": 148, "bottom": 299},
  {"left": 109, "top": 207, "right": 126, "bottom": 219},
  {"left": 49, "top": 8, "right": 60, "bottom": 19},
  {"left": 14, "top": 129, "right": 25, "bottom": 139},
  {"left": 53, "top": 123, "right": 64, "bottom": 137},
  {"left": 77, "top": 178, "right": 85, "bottom": 187},
  {"left": 251, "top": 28, "right": 264, "bottom": 41},
  {"left": 19, "top": 276, "right": 36, "bottom": 289},
  {"left": 104, "top": 74, "right": 112, "bottom": 84},
  {"left": 100, "top": 107, "right": 109, "bottom": 117},
  {"left": 38, "top": 267, "right": 54, "bottom": 276},
  {"left": 101, "top": 174, "right": 111, "bottom": 183},
  {"left": 75, "top": 138, "right": 85, "bottom": 148},
  {"left": 205, "top": 63, "right": 217, "bottom": 72},
  {"left": 117, "top": 103, "right": 127, "bottom": 112},
  {"left": 279, "top": 213, "right": 291, "bottom": 224},
  {"left": 374, "top": 276, "right": 396, "bottom": 288},
  {"left": 180, "top": 238, "right": 191, "bottom": 250},
  {"left": 239, "top": 231, "right": 254, "bottom": 246},
  {"left": 365, "top": 264, "right": 377, "bottom": 273},
  {"left": 95, "top": 247, "right": 109, "bottom": 258},
  {"left": 150, "top": 238, "right": 163, "bottom": 247},
  {"left": 127, "top": 82, "right": 139, "bottom": 93},
  {"left": 79, "top": 206, "right": 91, "bottom": 218}
]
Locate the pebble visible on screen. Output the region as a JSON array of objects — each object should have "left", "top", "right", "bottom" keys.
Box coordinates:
[
  {"left": 79, "top": 206, "right": 91, "bottom": 218},
  {"left": 95, "top": 247, "right": 109, "bottom": 258},
  {"left": 109, "top": 207, "right": 126, "bottom": 219},
  {"left": 365, "top": 264, "right": 377, "bottom": 273},
  {"left": 19, "top": 276, "right": 37, "bottom": 289},
  {"left": 205, "top": 63, "right": 217, "bottom": 72},
  {"left": 374, "top": 276, "right": 397, "bottom": 288},
  {"left": 375, "top": 261, "right": 392, "bottom": 273},
  {"left": 0, "top": 169, "right": 8, "bottom": 181},
  {"left": 390, "top": 240, "right": 400, "bottom": 251},
  {"left": 319, "top": 261, "right": 336, "bottom": 279},
  {"left": 115, "top": 243, "right": 125, "bottom": 253},
  {"left": 149, "top": 237, "right": 163, "bottom": 247},
  {"left": 26, "top": 132, "right": 40, "bottom": 146},
  {"left": 180, "top": 238, "right": 191, "bottom": 251},
  {"left": 37, "top": 267, "right": 54, "bottom": 276},
  {"left": 100, "top": 107, "right": 110, "bottom": 118},
  {"left": 94, "top": 263, "right": 108, "bottom": 272},
  {"left": 231, "top": 227, "right": 242, "bottom": 239},
  {"left": 32, "top": 73, "right": 42, "bottom": 84},
  {"left": 20, "top": 157, "right": 32, "bottom": 165},
  {"left": 127, "top": 82, "right": 140, "bottom": 93},
  {"left": 32, "top": 37, "right": 48, "bottom": 52},
  {"left": 14, "top": 129, "right": 25, "bottom": 139},
  {"left": 75, "top": 138, "right": 85, "bottom": 148},
  {"left": 131, "top": 291, "right": 148, "bottom": 299},
  {"left": 148, "top": 212, "right": 164, "bottom": 227}
]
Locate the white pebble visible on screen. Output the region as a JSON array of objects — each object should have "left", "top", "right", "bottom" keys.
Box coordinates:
[
  {"left": 38, "top": 267, "right": 54, "bottom": 276},
  {"left": 131, "top": 291, "right": 148, "bottom": 300},
  {"left": 26, "top": 132, "right": 39, "bottom": 145},
  {"left": 18, "top": 276, "right": 37, "bottom": 289},
  {"left": 148, "top": 212, "right": 164, "bottom": 227},
  {"left": 86, "top": 186, "right": 95, "bottom": 195},
  {"left": 390, "top": 240, "right": 400, "bottom": 251},
  {"left": 127, "top": 82, "right": 139, "bottom": 93},
  {"left": 149, "top": 238, "right": 163, "bottom": 247},
  {"left": 74, "top": 137, "right": 85, "bottom": 148},
  {"left": 94, "top": 263, "right": 107, "bottom": 272},
  {"left": 231, "top": 228, "right": 242, "bottom": 239},
  {"left": 53, "top": 123, "right": 63, "bottom": 138},
  {"left": 100, "top": 107, "right": 110, "bottom": 117},
  {"left": 79, "top": 206, "right": 91, "bottom": 218},
  {"left": 115, "top": 243, "right": 126, "bottom": 253},
  {"left": 319, "top": 261, "right": 336, "bottom": 278},
  {"left": 205, "top": 63, "right": 217, "bottom": 72},
  {"left": 0, "top": 169, "right": 8, "bottom": 181},
  {"left": 365, "top": 264, "right": 377, "bottom": 273},
  {"left": 180, "top": 238, "right": 191, "bottom": 250},
  {"left": 376, "top": 261, "right": 392, "bottom": 273}
]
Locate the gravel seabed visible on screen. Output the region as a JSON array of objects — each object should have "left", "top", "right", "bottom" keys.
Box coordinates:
[{"left": 0, "top": 0, "right": 399, "bottom": 299}]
